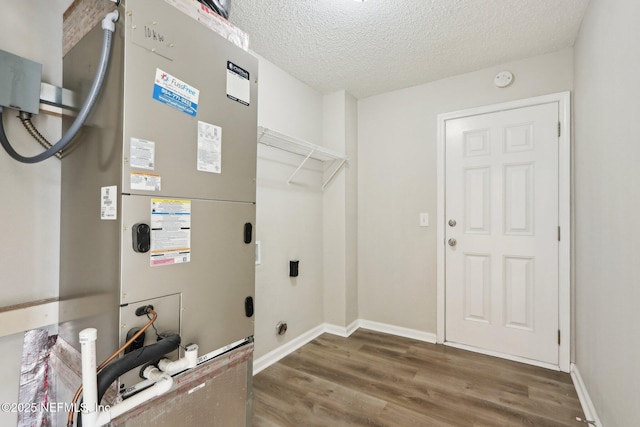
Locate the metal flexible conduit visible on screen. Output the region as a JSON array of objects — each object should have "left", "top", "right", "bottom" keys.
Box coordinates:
[
  {"left": 18, "top": 112, "right": 63, "bottom": 159},
  {"left": 0, "top": 11, "right": 118, "bottom": 164}
]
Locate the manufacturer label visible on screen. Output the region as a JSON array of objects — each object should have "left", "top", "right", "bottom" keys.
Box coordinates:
[
  {"left": 130, "top": 137, "right": 155, "bottom": 170},
  {"left": 100, "top": 186, "right": 117, "bottom": 220},
  {"left": 226, "top": 61, "right": 250, "bottom": 106},
  {"left": 197, "top": 121, "right": 222, "bottom": 174},
  {"left": 152, "top": 68, "right": 200, "bottom": 116}
]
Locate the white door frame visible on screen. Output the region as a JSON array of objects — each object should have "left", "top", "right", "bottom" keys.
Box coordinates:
[{"left": 436, "top": 91, "right": 571, "bottom": 372}]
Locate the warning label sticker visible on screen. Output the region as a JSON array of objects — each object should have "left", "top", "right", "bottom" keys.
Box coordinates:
[
  {"left": 152, "top": 68, "right": 200, "bottom": 116},
  {"left": 130, "top": 172, "right": 161, "bottom": 192},
  {"left": 150, "top": 199, "right": 191, "bottom": 267}
]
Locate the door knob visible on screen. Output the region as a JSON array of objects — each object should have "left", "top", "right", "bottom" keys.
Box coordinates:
[
  {"left": 448, "top": 219, "right": 457, "bottom": 227},
  {"left": 448, "top": 238, "right": 457, "bottom": 247}
]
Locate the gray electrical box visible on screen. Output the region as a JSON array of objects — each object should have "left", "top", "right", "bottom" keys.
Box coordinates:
[
  {"left": 0, "top": 49, "right": 42, "bottom": 115},
  {"left": 58, "top": 0, "right": 257, "bottom": 404}
]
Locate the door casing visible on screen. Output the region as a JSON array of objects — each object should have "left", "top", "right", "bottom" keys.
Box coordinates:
[{"left": 436, "top": 92, "right": 571, "bottom": 372}]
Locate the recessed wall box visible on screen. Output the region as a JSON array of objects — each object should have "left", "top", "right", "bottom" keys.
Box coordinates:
[{"left": 0, "top": 50, "right": 42, "bottom": 115}]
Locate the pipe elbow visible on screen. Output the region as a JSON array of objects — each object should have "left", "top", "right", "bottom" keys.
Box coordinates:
[
  {"left": 142, "top": 367, "right": 173, "bottom": 396},
  {"left": 158, "top": 343, "right": 198, "bottom": 375},
  {"left": 102, "top": 10, "right": 119, "bottom": 32}
]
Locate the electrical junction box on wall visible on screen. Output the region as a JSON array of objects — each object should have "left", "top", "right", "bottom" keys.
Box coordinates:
[{"left": 0, "top": 49, "right": 42, "bottom": 115}]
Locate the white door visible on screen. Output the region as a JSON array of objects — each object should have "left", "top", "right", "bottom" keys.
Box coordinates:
[{"left": 445, "top": 103, "right": 559, "bottom": 365}]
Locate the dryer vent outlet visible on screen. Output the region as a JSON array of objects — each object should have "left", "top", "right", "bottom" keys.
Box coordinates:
[{"left": 276, "top": 322, "right": 288, "bottom": 336}]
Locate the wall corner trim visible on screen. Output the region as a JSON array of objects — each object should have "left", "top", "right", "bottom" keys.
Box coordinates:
[
  {"left": 325, "top": 320, "right": 360, "bottom": 337},
  {"left": 570, "top": 363, "right": 604, "bottom": 427}
]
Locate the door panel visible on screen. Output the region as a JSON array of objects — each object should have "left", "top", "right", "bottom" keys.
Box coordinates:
[
  {"left": 445, "top": 103, "right": 559, "bottom": 365},
  {"left": 463, "top": 253, "right": 491, "bottom": 323}
]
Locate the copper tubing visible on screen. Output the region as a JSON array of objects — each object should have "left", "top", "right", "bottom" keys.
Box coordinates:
[{"left": 66, "top": 308, "right": 158, "bottom": 427}]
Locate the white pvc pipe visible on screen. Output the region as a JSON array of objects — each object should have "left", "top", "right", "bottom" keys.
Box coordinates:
[
  {"left": 158, "top": 343, "right": 199, "bottom": 375},
  {"left": 95, "top": 367, "right": 173, "bottom": 427},
  {"left": 79, "top": 328, "right": 99, "bottom": 427}
]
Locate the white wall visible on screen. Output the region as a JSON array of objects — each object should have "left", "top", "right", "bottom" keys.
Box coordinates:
[
  {"left": 322, "top": 92, "right": 347, "bottom": 326},
  {"left": 322, "top": 91, "right": 358, "bottom": 328},
  {"left": 573, "top": 0, "right": 640, "bottom": 424},
  {"left": 357, "top": 48, "right": 574, "bottom": 332},
  {"left": 344, "top": 93, "right": 358, "bottom": 325},
  {"left": 253, "top": 54, "right": 326, "bottom": 358},
  {"left": 0, "top": 0, "right": 72, "bottom": 424}
]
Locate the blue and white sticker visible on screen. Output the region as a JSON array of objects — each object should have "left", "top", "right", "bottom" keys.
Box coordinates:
[{"left": 152, "top": 69, "right": 200, "bottom": 116}]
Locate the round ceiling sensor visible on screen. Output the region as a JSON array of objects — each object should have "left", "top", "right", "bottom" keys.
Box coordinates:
[{"left": 494, "top": 71, "right": 514, "bottom": 88}]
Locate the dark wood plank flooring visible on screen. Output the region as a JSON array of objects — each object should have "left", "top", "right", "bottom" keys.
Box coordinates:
[{"left": 252, "top": 329, "right": 585, "bottom": 426}]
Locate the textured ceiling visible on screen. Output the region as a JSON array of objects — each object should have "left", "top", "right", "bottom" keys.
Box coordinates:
[{"left": 228, "top": 0, "right": 589, "bottom": 99}]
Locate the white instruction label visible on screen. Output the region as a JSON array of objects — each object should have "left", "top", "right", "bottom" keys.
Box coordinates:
[
  {"left": 100, "top": 185, "right": 117, "bottom": 220},
  {"left": 130, "top": 138, "right": 155, "bottom": 170},
  {"left": 150, "top": 199, "right": 191, "bottom": 267},
  {"left": 197, "top": 121, "right": 222, "bottom": 173},
  {"left": 226, "top": 61, "right": 250, "bottom": 106},
  {"left": 130, "top": 172, "right": 161, "bottom": 192}
]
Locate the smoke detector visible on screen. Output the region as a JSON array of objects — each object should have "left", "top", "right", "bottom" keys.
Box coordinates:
[{"left": 494, "top": 71, "right": 514, "bottom": 88}]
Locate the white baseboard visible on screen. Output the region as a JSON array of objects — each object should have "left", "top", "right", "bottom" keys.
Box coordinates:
[
  {"left": 357, "top": 320, "right": 437, "bottom": 344},
  {"left": 252, "top": 324, "right": 325, "bottom": 375},
  {"left": 253, "top": 320, "right": 437, "bottom": 375},
  {"left": 444, "top": 341, "right": 560, "bottom": 371},
  {"left": 571, "top": 363, "right": 603, "bottom": 426},
  {"left": 324, "top": 319, "right": 359, "bottom": 337}
]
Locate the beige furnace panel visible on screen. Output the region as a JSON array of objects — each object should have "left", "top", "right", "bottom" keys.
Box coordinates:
[
  {"left": 120, "top": 195, "right": 255, "bottom": 357},
  {"left": 121, "top": 0, "right": 258, "bottom": 203}
]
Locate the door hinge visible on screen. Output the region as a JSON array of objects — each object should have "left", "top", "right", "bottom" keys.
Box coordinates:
[
  {"left": 558, "top": 226, "right": 561, "bottom": 241},
  {"left": 558, "top": 330, "right": 561, "bottom": 346},
  {"left": 558, "top": 122, "right": 561, "bottom": 137}
]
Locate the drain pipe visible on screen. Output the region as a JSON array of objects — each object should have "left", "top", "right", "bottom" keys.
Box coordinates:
[
  {"left": 158, "top": 343, "right": 199, "bottom": 375},
  {"left": 94, "top": 367, "right": 173, "bottom": 426},
  {"left": 79, "top": 329, "right": 99, "bottom": 427},
  {"left": 78, "top": 328, "right": 177, "bottom": 427}
]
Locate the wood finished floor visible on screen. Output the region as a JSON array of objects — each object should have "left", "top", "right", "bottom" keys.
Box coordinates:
[{"left": 252, "top": 330, "right": 585, "bottom": 427}]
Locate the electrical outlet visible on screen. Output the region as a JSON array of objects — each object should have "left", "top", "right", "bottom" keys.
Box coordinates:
[{"left": 419, "top": 213, "right": 429, "bottom": 227}]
